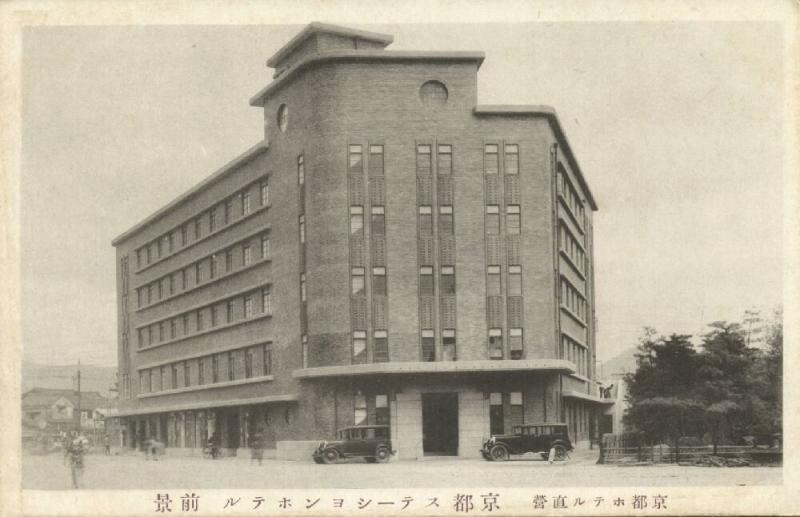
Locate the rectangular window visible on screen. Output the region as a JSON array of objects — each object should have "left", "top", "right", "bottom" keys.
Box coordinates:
[
  {"left": 182, "top": 313, "right": 189, "bottom": 334},
  {"left": 348, "top": 145, "right": 363, "bottom": 174},
  {"left": 421, "top": 329, "right": 435, "bottom": 362},
  {"left": 487, "top": 265, "right": 502, "bottom": 296},
  {"left": 209, "top": 254, "right": 218, "bottom": 279},
  {"left": 489, "top": 392, "right": 504, "bottom": 435},
  {"left": 354, "top": 394, "right": 367, "bottom": 426},
  {"left": 439, "top": 205, "right": 454, "bottom": 235},
  {"left": 212, "top": 355, "right": 219, "bottom": 383},
  {"left": 418, "top": 206, "right": 433, "bottom": 236},
  {"left": 262, "top": 287, "right": 272, "bottom": 315},
  {"left": 181, "top": 269, "right": 188, "bottom": 290},
  {"left": 194, "top": 218, "right": 201, "bottom": 240},
  {"left": 209, "top": 209, "right": 216, "bottom": 232},
  {"left": 183, "top": 361, "right": 190, "bottom": 387},
  {"left": 167, "top": 233, "right": 174, "bottom": 254},
  {"left": 245, "top": 348, "right": 254, "bottom": 378},
  {"left": 368, "top": 145, "right": 384, "bottom": 176},
  {"left": 416, "top": 144, "right": 431, "bottom": 175},
  {"left": 198, "top": 358, "right": 205, "bottom": 385},
  {"left": 156, "top": 239, "right": 162, "bottom": 259},
  {"left": 139, "top": 372, "right": 146, "bottom": 394},
  {"left": 211, "top": 305, "right": 218, "bottom": 327},
  {"left": 158, "top": 322, "right": 164, "bottom": 342},
  {"left": 148, "top": 370, "right": 154, "bottom": 392},
  {"left": 351, "top": 267, "right": 365, "bottom": 296},
  {"left": 196, "top": 310, "right": 204, "bottom": 332},
  {"left": 349, "top": 206, "right": 363, "bottom": 236},
  {"left": 300, "top": 273, "right": 307, "bottom": 302},
  {"left": 505, "top": 144, "right": 519, "bottom": 175},
  {"left": 509, "top": 328, "right": 523, "bottom": 360},
  {"left": 301, "top": 335, "right": 308, "bottom": 369},
  {"left": 508, "top": 265, "right": 522, "bottom": 296},
  {"left": 489, "top": 328, "right": 504, "bottom": 359},
  {"left": 147, "top": 285, "right": 153, "bottom": 304},
  {"left": 261, "top": 234, "right": 270, "bottom": 258},
  {"left": 442, "top": 329, "right": 456, "bottom": 361},
  {"left": 484, "top": 144, "right": 499, "bottom": 174},
  {"left": 375, "top": 394, "right": 390, "bottom": 425},
  {"left": 438, "top": 144, "right": 452, "bottom": 174},
  {"left": 263, "top": 344, "right": 272, "bottom": 375},
  {"left": 419, "top": 266, "right": 434, "bottom": 296},
  {"left": 226, "top": 300, "right": 234, "bottom": 323},
  {"left": 297, "top": 154, "right": 305, "bottom": 185},
  {"left": 486, "top": 205, "right": 500, "bottom": 235},
  {"left": 373, "top": 330, "right": 389, "bottom": 363},
  {"left": 168, "top": 274, "right": 175, "bottom": 296},
  {"left": 260, "top": 180, "right": 270, "bottom": 206},
  {"left": 371, "top": 206, "right": 385, "bottom": 236},
  {"left": 243, "top": 244, "right": 252, "bottom": 266},
  {"left": 171, "top": 365, "right": 178, "bottom": 389},
  {"left": 507, "top": 205, "right": 521, "bottom": 234},
  {"left": 180, "top": 225, "right": 188, "bottom": 246},
  {"left": 510, "top": 391, "right": 524, "bottom": 426},
  {"left": 299, "top": 214, "right": 306, "bottom": 243},
  {"left": 136, "top": 249, "right": 141, "bottom": 269},
  {"left": 170, "top": 319, "right": 177, "bottom": 339},
  {"left": 224, "top": 199, "right": 232, "bottom": 224},
  {"left": 441, "top": 266, "right": 455, "bottom": 295},
  {"left": 244, "top": 296, "right": 253, "bottom": 318},
  {"left": 196, "top": 261, "right": 204, "bottom": 284},
  {"left": 353, "top": 331, "right": 367, "bottom": 364},
  {"left": 372, "top": 267, "right": 387, "bottom": 296},
  {"left": 242, "top": 191, "right": 251, "bottom": 215},
  {"left": 157, "top": 281, "right": 163, "bottom": 300},
  {"left": 225, "top": 249, "right": 233, "bottom": 272},
  {"left": 227, "top": 351, "right": 235, "bottom": 381}
]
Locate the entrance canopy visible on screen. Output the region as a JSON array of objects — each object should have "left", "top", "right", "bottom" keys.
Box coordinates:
[{"left": 116, "top": 394, "right": 298, "bottom": 417}]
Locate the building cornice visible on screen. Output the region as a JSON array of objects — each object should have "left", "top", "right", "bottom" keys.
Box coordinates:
[
  {"left": 250, "top": 50, "right": 486, "bottom": 107},
  {"left": 562, "top": 389, "right": 614, "bottom": 405},
  {"left": 111, "top": 140, "right": 270, "bottom": 247},
  {"left": 474, "top": 105, "right": 598, "bottom": 211},
  {"left": 292, "top": 359, "right": 575, "bottom": 379},
  {"left": 116, "top": 393, "right": 298, "bottom": 417}
]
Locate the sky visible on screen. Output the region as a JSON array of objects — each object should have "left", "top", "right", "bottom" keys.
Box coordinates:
[{"left": 20, "top": 22, "right": 783, "bottom": 367}]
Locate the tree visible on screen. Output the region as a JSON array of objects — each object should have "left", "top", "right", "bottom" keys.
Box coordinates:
[{"left": 624, "top": 330, "right": 703, "bottom": 447}]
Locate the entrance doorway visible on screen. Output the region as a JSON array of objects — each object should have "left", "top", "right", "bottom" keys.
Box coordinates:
[{"left": 422, "top": 393, "right": 458, "bottom": 456}]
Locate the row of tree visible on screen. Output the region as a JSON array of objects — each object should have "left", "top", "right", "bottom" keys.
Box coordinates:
[{"left": 623, "top": 311, "right": 782, "bottom": 451}]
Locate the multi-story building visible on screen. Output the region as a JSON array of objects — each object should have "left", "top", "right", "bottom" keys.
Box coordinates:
[{"left": 113, "top": 22, "right": 607, "bottom": 459}]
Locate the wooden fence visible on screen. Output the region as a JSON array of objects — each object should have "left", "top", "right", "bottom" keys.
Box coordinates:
[{"left": 598, "top": 434, "right": 782, "bottom": 465}]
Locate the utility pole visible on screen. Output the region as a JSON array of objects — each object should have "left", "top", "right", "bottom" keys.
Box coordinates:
[{"left": 76, "top": 359, "right": 82, "bottom": 434}]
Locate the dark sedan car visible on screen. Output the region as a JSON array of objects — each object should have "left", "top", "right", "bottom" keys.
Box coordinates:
[
  {"left": 481, "top": 423, "right": 573, "bottom": 461},
  {"left": 313, "top": 425, "right": 395, "bottom": 464}
]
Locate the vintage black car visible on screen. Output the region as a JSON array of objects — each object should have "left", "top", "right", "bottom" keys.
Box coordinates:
[
  {"left": 313, "top": 425, "right": 395, "bottom": 464},
  {"left": 481, "top": 423, "right": 573, "bottom": 461}
]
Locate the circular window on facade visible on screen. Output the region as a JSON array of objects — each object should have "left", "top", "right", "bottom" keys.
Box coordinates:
[
  {"left": 277, "top": 104, "right": 289, "bottom": 132},
  {"left": 419, "top": 80, "right": 449, "bottom": 107}
]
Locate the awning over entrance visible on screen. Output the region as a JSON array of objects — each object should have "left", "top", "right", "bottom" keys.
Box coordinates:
[
  {"left": 293, "top": 359, "right": 575, "bottom": 379},
  {"left": 116, "top": 394, "right": 298, "bottom": 417},
  {"left": 562, "top": 390, "right": 615, "bottom": 405}
]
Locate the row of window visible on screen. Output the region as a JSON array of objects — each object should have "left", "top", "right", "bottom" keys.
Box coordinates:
[
  {"left": 353, "top": 393, "right": 390, "bottom": 426},
  {"left": 135, "top": 179, "right": 270, "bottom": 270},
  {"left": 557, "top": 165, "right": 586, "bottom": 230},
  {"left": 559, "top": 223, "right": 586, "bottom": 274},
  {"left": 489, "top": 391, "right": 524, "bottom": 435},
  {"left": 485, "top": 205, "right": 521, "bottom": 235},
  {"left": 484, "top": 144, "right": 519, "bottom": 175},
  {"left": 137, "top": 288, "right": 271, "bottom": 349},
  {"left": 486, "top": 265, "right": 523, "bottom": 296},
  {"left": 562, "top": 334, "right": 589, "bottom": 377},
  {"left": 136, "top": 233, "right": 270, "bottom": 308},
  {"left": 559, "top": 278, "right": 587, "bottom": 323},
  {"left": 488, "top": 328, "right": 524, "bottom": 360},
  {"left": 349, "top": 144, "right": 385, "bottom": 176},
  {"left": 298, "top": 153, "right": 309, "bottom": 369},
  {"left": 415, "top": 144, "right": 452, "bottom": 175},
  {"left": 352, "top": 330, "right": 389, "bottom": 363},
  {"left": 349, "top": 206, "right": 385, "bottom": 236},
  {"left": 138, "top": 344, "right": 272, "bottom": 394}
]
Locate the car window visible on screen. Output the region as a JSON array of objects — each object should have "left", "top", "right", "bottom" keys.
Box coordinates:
[
  {"left": 375, "top": 427, "right": 388, "bottom": 438},
  {"left": 366, "top": 428, "right": 375, "bottom": 439}
]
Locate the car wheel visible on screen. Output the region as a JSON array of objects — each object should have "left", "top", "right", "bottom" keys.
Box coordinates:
[
  {"left": 375, "top": 447, "right": 391, "bottom": 463},
  {"left": 490, "top": 445, "right": 509, "bottom": 461},
  {"left": 321, "top": 449, "right": 339, "bottom": 464},
  {"left": 551, "top": 444, "right": 568, "bottom": 462}
]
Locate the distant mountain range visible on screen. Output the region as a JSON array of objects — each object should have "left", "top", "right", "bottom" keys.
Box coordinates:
[
  {"left": 599, "top": 347, "right": 638, "bottom": 379},
  {"left": 22, "top": 361, "right": 117, "bottom": 398}
]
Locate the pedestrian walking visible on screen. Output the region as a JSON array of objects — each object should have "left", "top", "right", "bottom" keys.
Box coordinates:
[
  {"left": 250, "top": 432, "right": 264, "bottom": 466},
  {"left": 66, "top": 436, "right": 86, "bottom": 489},
  {"left": 103, "top": 434, "right": 111, "bottom": 456}
]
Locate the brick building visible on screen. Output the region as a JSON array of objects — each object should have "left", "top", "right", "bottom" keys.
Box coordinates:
[{"left": 113, "top": 22, "right": 607, "bottom": 459}]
